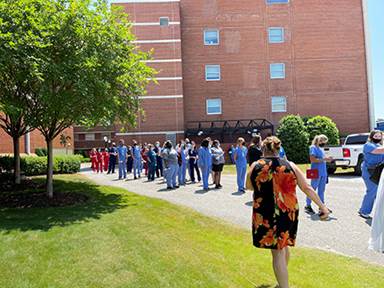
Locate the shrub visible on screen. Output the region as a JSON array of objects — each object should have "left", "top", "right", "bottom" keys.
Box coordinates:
[
  {"left": 0, "top": 155, "right": 82, "bottom": 176},
  {"left": 35, "top": 147, "right": 48, "bottom": 156},
  {"left": 306, "top": 116, "right": 340, "bottom": 145},
  {"left": 276, "top": 115, "right": 310, "bottom": 164}
]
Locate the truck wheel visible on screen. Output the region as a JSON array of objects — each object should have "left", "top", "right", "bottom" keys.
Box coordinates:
[{"left": 354, "top": 156, "right": 363, "bottom": 176}]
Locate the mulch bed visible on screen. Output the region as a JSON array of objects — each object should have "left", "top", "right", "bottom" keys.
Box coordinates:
[{"left": 0, "top": 191, "right": 89, "bottom": 209}]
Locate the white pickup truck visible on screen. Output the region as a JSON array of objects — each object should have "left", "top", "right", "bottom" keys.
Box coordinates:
[{"left": 324, "top": 133, "right": 369, "bottom": 176}]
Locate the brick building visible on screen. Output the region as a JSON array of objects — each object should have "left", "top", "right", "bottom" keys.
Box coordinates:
[
  {"left": 74, "top": 0, "right": 373, "bottom": 151},
  {"left": 0, "top": 127, "right": 74, "bottom": 155}
]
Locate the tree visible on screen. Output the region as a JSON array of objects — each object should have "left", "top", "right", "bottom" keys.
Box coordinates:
[
  {"left": 306, "top": 116, "right": 340, "bottom": 146},
  {"left": 2, "top": 0, "right": 154, "bottom": 197},
  {"left": 0, "top": 0, "right": 47, "bottom": 184},
  {"left": 276, "top": 115, "right": 310, "bottom": 164}
]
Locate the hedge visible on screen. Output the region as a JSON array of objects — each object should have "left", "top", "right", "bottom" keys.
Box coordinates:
[
  {"left": 276, "top": 115, "right": 310, "bottom": 164},
  {"left": 306, "top": 115, "right": 340, "bottom": 146},
  {"left": 0, "top": 155, "right": 83, "bottom": 176}
]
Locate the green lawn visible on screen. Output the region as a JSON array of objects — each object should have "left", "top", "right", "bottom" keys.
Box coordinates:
[{"left": 0, "top": 175, "right": 382, "bottom": 288}]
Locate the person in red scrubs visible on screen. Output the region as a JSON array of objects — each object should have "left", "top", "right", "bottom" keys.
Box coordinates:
[
  {"left": 96, "top": 148, "right": 103, "bottom": 173},
  {"left": 90, "top": 148, "right": 98, "bottom": 173},
  {"left": 102, "top": 148, "right": 109, "bottom": 172}
]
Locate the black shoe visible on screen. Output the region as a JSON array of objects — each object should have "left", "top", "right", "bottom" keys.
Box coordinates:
[
  {"left": 358, "top": 211, "right": 371, "bottom": 219},
  {"left": 215, "top": 185, "right": 220, "bottom": 189},
  {"left": 218, "top": 184, "right": 223, "bottom": 188},
  {"left": 174, "top": 186, "right": 180, "bottom": 189},
  {"left": 134, "top": 177, "right": 137, "bottom": 180},
  {"left": 167, "top": 186, "right": 173, "bottom": 190},
  {"left": 305, "top": 205, "right": 315, "bottom": 214}
]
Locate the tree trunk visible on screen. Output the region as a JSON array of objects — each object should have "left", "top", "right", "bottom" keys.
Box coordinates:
[
  {"left": 46, "top": 139, "right": 54, "bottom": 198},
  {"left": 13, "top": 136, "right": 21, "bottom": 185}
]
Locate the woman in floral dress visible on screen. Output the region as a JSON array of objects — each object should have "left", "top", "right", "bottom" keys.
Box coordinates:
[{"left": 247, "top": 136, "right": 330, "bottom": 288}]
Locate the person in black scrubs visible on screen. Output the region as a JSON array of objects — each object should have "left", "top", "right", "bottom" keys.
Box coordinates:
[
  {"left": 248, "top": 135, "right": 262, "bottom": 166},
  {"left": 126, "top": 145, "right": 133, "bottom": 174}
]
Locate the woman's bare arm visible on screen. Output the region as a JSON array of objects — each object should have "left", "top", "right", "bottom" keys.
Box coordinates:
[
  {"left": 290, "top": 162, "right": 330, "bottom": 218},
  {"left": 372, "top": 147, "right": 384, "bottom": 154}
]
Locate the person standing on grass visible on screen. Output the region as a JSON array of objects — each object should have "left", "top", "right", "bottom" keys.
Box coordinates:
[
  {"left": 146, "top": 144, "right": 157, "bottom": 181},
  {"left": 305, "top": 135, "right": 333, "bottom": 214},
  {"left": 198, "top": 138, "right": 212, "bottom": 191},
  {"left": 117, "top": 140, "right": 128, "bottom": 180},
  {"left": 247, "top": 136, "right": 330, "bottom": 288},
  {"left": 132, "top": 141, "right": 142, "bottom": 179},
  {"left": 234, "top": 137, "right": 248, "bottom": 193},
  {"left": 359, "top": 130, "right": 384, "bottom": 219},
  {"left": 107, "top": 143, "right": 117, "bottom": 174},
  {"left": 248, "top": 135, "right": 262, "bottom": 166},
  {"left": 162, "top": 141, "right": 179, "bottom": 189},
  {"left": 154, "top": 141, "right": 164, "bottom": 178},
  {"left": 188, "top": 141, "right": 201, "bottom": 183},
  {"left": 211, "top": 140, "right": 225, "bottom": 189}
]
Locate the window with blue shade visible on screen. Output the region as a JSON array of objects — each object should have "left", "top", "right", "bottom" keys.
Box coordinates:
[
  {"left": 270, "top": 63, "right": 286, "bottom": 79},
  {"left": 204, "top": 29, "right": 219, "bottom": 45},
  {"left": 271, "top": 96, "right": 287, "bottom": 112},
  {"left": 207, "top": 99, "right": 222, "bottom": 115},
  {"left": 269, "top": 27, "right": 284, "bottom": 43},
  {"left": 266, "top": 0, "right": 289, "bottom": 4},
  {"left": 205, "top": 65, "right": 221, "bottom": 81}
]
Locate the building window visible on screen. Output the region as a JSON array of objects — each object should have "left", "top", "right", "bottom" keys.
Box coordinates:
[
  {"left": 268, "top": 27, "right": 284, "bottom": 43},
  {"left": 205, "top": 65, "right": 221, "bottom": 81},
  {"left": 270, "top": 63, "right": 285, "bottom": 79},
  {"left": 266, "top": 0, "right": 289, "bottom": 4},
  {"left": 206, "top": 99, "right": 222, "bottom": 115},
  {"left": 204, "top": 29, "right": 219, "bottom": 45},
  {"left": 85, "top": 133, "right": 95, "bottom": 141},
  {"left": 271, "top": 96, "right": 287, "bottom": 112},
  {"left": 159, "top": 17, "right": 169, "bottom": 26}
]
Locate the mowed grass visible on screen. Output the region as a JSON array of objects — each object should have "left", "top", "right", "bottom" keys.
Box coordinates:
[{"left": 0, "top": 175, "right": 383, "bottom": 288}]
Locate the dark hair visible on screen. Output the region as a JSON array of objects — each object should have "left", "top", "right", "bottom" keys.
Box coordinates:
[
  {"left": 201, "top": 139, "right": 209, "bottom": 148},
  {"left": 164, "top": 140, "right": 172, "bottom": 149},
  {"left": 251, "top": 135, "right": 261, "bottom": 145},
  {"left": 213, "top": 140, "right": 220, "bottom": 147},
  {"left": 369, "top": 130, "right": 383, "bottom": 142}
]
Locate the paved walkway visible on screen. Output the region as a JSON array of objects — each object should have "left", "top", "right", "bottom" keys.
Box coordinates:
[{"left": 81, "top": 166, "right": 384, "bottom": 266}]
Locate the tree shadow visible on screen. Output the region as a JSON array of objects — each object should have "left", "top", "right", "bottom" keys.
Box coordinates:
[
  {"left": 255, "top": 285, "right": 274, "bottom": 288},
  {"left": 0, "top": 178, "right": 135, "bottom": 232}
]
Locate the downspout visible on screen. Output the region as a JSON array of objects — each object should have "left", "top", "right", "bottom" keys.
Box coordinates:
[
  {"left": 24, "top": 130, "right": 31, "bottom": 155},
  {"left": 362, "top": 0, "right": 376, "bottom": 130}
]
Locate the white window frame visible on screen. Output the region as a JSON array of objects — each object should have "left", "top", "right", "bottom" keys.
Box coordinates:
[
  {"left": 159, "top": 17, "right": 169, "bottom": 26},
  {"left": 268, "top": 27, "right": 285, "bottom": 43},
  {"left": 271, "top": 96, "right": 287, "bottom": 113},
  {"left": 204, "top": 29, "right": 219, "bottom": 46},
  {"left": 206, "top": 99, "right": 222, "bottom": 115},
  {"left": 270, "top": 63, "right": 286, "bottom": 79},
  {"left": 205, "top": 65, "right": 221, "bottom": 81}
]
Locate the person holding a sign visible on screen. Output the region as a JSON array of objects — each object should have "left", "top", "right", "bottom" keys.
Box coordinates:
[{"left": 305, "top": 135, "right": 333, "bottom": 214}]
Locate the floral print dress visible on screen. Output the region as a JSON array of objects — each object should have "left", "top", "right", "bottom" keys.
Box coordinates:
[{"left": 249, "top": 157, "right": 299, "bottom": 250}]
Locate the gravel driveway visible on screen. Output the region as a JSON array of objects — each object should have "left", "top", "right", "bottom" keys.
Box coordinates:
[{"left": 81, "top": 166, "right": 384, "bottom": 266}]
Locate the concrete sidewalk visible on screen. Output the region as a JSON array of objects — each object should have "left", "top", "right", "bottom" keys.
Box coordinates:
[{"left": 81, "top": 166, "right": 384, "bottom": 266}]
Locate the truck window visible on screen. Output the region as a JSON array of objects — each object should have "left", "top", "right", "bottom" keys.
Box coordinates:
[{"left": 345, "top": 135, "right": 368, "bottom": 145}]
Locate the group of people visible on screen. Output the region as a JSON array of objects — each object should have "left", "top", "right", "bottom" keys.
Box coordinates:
[{"left": 88, "top": 131, "right": 384, "bottom": 288}]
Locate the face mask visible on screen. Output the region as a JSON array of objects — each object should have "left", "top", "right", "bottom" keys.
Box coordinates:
[
  {"left": 372, "top": 138, "right": 382, "bottom": 144},
  {"left": 319, "top": 143, "right": 326, "bottom": 147}
]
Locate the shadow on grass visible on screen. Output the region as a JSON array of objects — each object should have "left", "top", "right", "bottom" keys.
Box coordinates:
[{"left": 0, "top": 178, "right": 136, "bottom": 232}]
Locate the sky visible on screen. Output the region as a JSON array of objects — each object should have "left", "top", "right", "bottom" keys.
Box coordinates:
[
  {"left": 108, "top": 0, "right": 383, "bottom": 120},
  {"left": 367, "top": 0, "right": 384, "bottom": 120}
]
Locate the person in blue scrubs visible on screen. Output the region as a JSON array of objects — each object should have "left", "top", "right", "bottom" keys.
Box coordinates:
[
  {"left": 279, "top": 146, "right": 287, "bottom": 160},
  {"left": 305, "top": 135, "right": 333, "bottom": 214},
  {"left": 359, "top": 130, "right": 384, "bottom": 219},
  {"left": 117, "top": 139, "right": 128, "bottom": 180},
  {"left": 234, "top": 137, "right": 248, "bottom": 193},
  {"left": 132, "top": 141, "right": 142, "bottom": 179},
  {"left": 178, "top": 141, "right": 187, "bottom": 185},
  {"left": 198, "top": 138, "right": 212, "bottom": 191},
  {"left": 161, "top": 141, "right": 179, "bottom": 189},
  {"left": 146, "top": 144, "right": 157, "bottom": 181}
]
